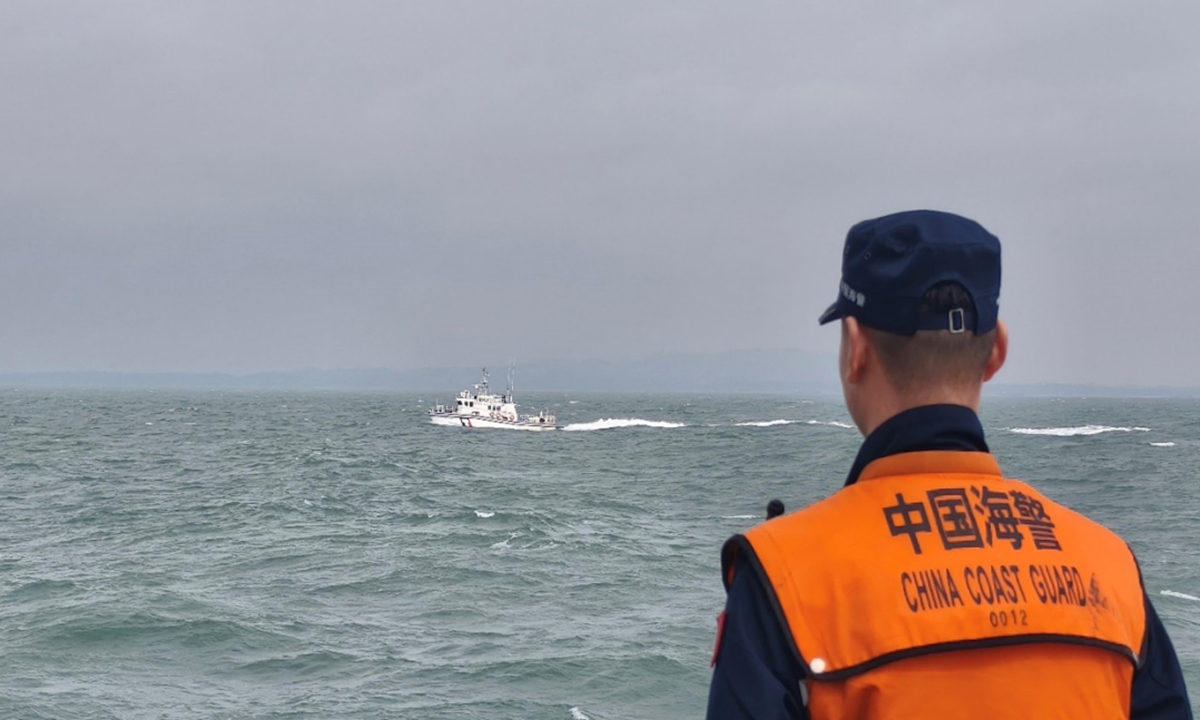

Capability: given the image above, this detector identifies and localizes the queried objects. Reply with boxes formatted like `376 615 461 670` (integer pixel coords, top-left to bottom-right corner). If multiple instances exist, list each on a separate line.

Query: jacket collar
858 449 1002 483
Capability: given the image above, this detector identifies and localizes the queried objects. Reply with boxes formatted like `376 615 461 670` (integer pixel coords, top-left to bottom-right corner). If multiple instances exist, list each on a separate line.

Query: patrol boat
428 368 558 431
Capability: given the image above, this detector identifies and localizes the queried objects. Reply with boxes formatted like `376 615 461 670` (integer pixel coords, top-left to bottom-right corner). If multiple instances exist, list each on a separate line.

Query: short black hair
919 281 976 315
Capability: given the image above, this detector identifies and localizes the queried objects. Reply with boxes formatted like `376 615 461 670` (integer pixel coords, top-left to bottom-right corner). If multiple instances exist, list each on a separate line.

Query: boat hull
428 413 559 431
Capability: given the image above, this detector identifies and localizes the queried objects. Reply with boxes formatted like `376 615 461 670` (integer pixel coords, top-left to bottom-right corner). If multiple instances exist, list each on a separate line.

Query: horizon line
0 368 1197 396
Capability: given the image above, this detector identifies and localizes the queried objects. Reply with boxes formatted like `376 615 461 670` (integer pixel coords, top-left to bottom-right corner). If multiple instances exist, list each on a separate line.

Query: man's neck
856 386 982 437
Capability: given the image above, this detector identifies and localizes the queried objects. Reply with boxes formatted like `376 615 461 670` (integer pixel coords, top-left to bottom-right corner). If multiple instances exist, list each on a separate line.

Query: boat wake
562 419 686 432
1008 425 1151 437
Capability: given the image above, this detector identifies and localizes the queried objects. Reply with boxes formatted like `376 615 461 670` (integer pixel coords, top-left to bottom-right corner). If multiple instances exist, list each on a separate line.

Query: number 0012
989 610 1027 627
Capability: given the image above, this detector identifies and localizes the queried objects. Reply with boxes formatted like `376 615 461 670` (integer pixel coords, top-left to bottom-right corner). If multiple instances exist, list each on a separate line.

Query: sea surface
1 389 1197 719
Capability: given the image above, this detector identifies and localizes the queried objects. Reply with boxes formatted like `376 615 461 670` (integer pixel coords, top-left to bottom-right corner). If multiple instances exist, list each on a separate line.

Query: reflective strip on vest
732 451 1146 716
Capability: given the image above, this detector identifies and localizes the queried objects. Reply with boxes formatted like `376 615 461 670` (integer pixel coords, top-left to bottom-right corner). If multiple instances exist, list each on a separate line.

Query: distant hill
3 353 1198 396
0 349 837 393
983 383 1200 398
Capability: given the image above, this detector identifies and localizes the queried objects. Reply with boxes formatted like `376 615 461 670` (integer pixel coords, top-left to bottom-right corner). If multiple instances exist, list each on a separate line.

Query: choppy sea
1 389 1197 719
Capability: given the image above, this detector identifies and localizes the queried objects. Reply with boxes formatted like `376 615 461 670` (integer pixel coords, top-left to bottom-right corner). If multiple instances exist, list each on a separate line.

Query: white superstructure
428 368 558 431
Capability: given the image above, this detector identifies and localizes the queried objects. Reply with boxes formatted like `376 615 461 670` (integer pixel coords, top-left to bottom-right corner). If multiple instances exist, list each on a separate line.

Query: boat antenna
507 362 515 402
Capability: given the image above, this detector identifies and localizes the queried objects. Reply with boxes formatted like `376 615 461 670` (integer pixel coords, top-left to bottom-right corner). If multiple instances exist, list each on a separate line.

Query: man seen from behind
706 210 1192 719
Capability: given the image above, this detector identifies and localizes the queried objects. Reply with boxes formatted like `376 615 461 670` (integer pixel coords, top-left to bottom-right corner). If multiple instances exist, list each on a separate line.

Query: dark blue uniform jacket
706 405 1193 720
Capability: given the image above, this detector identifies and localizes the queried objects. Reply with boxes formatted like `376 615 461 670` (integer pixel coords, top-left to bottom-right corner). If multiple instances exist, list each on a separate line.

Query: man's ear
843 316 871 384
983 319 1008 382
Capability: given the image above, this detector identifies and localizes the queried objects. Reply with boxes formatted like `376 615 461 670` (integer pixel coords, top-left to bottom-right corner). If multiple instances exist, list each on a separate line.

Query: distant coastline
1 349 1197 397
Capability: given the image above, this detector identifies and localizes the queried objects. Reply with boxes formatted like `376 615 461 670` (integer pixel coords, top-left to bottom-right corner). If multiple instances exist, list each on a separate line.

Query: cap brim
818 301 842 325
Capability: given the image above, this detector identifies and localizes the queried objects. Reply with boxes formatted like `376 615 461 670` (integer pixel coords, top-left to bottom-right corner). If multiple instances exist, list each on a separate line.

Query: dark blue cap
818 210 1001 335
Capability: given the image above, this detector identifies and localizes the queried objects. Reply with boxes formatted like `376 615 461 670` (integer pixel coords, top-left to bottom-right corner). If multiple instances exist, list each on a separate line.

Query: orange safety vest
723 450 1147 719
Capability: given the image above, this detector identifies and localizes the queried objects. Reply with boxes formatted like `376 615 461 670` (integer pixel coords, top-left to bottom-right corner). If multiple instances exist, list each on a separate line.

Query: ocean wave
1149 442 1176 447
735 418 853 429
1008 425 1152 437
570 708 592 720
562 418 686 432
234 649 360 678
475 510 495 518
1160 590 1200 602
721 514 757 519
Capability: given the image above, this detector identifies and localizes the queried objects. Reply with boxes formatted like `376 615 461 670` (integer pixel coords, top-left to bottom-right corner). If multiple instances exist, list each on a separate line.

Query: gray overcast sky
2 1 1198 385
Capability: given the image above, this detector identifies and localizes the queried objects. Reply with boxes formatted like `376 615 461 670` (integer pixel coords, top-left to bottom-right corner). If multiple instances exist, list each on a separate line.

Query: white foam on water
722 514 757 519
736 419 793 427
805 420 855 429
562 418 687 432
569 708 591 720
491 532 519 550
475 510 494 518
1161 590 1200 602
1150 442 1177 447
1009 425 1152 437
